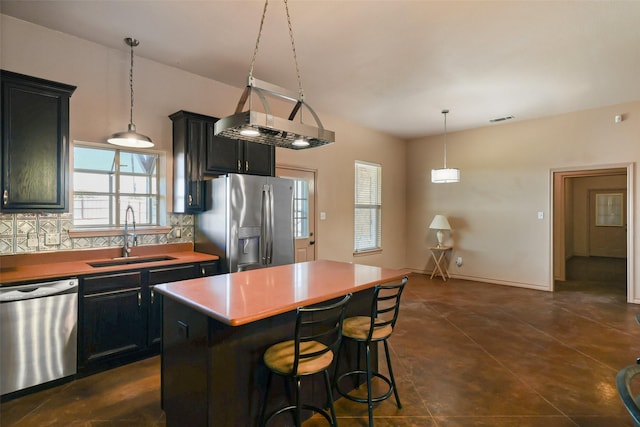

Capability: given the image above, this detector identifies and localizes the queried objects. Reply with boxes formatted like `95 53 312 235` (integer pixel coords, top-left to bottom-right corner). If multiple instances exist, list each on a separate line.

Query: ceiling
2 0 640 139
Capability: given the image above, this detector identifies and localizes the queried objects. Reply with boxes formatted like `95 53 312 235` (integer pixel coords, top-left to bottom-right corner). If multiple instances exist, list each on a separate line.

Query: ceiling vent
489 115 514 123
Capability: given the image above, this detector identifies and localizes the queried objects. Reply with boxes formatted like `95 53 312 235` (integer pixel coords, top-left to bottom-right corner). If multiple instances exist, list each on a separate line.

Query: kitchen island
156 260 409 427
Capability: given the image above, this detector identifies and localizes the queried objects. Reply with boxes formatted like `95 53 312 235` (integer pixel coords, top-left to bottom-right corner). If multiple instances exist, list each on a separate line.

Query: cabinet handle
188 194 193 206
245 160 249 171
150 288 155 304
138 291 142 307
3 190 7 205
237 160 241 171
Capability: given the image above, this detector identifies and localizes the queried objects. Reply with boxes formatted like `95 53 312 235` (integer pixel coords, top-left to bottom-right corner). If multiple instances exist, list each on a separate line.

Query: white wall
406 101 640 297
1 14 408 270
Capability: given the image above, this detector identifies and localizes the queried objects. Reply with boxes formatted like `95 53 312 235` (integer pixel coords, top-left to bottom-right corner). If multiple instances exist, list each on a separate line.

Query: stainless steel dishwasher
0 278 78 396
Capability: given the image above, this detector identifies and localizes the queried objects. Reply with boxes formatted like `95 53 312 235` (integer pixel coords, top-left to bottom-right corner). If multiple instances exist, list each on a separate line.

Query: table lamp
429 214 451 247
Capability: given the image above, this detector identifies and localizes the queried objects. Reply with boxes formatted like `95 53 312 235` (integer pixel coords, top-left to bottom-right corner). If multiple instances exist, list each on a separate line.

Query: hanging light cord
248 0 304 100
442 109 449 168
128 40 135 126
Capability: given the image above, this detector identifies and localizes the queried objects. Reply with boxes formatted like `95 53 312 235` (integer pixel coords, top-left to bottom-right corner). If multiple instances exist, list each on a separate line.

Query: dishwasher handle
0 278 78 302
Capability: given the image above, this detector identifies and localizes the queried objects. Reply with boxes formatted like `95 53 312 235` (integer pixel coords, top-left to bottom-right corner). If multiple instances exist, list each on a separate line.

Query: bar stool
334 276 408 426
259 293 352 427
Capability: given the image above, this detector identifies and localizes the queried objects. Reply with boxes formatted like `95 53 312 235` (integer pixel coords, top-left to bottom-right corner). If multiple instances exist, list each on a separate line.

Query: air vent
489 115 514 123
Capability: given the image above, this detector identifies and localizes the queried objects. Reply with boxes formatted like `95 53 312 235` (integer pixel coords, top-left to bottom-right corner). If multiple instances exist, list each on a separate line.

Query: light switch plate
537 211 544 220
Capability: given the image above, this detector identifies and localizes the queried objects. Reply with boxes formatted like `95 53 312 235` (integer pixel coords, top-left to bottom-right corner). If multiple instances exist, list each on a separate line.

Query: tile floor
2 257 639 426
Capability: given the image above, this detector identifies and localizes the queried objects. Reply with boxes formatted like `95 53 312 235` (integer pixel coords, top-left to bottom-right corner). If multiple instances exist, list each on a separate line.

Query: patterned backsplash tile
0 213 195 255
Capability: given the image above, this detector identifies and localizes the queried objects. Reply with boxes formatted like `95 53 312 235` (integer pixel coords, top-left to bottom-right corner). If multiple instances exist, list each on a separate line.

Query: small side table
429 246 452 281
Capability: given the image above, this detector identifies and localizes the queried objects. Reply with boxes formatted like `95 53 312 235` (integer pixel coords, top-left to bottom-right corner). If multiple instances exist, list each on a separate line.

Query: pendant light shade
108 37 153 148
214 0 334 150
431 109 459 183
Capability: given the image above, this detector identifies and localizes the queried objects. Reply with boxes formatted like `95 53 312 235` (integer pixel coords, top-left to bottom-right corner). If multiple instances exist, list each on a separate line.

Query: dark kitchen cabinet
79 271 145 374
78 260 220 375
147 263 199 348
206 132 275 177
171 110 275 213
1 70 76 212
170 110 209 213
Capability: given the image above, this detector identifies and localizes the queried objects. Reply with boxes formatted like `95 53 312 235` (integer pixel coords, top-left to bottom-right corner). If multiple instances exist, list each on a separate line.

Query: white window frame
354 160 382 253
72 142 161 228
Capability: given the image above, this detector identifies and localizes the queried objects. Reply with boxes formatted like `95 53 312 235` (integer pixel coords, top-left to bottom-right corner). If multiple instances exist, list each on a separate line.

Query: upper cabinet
170 110 275 213
170 110 209 213
205 133 275 177
1 70 76 212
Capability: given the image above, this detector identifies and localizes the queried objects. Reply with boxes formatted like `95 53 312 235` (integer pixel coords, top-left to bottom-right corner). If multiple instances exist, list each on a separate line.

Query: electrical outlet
456 256 463 267
45 233 60 246
173 227 181 238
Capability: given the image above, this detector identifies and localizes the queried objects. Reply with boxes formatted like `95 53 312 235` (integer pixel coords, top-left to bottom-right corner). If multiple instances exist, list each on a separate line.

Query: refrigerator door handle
261 184 269 265
266 184 275 264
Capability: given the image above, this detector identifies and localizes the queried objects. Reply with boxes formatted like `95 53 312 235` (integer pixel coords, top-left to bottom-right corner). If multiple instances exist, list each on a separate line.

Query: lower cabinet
79 271 145 374
78 260 219 376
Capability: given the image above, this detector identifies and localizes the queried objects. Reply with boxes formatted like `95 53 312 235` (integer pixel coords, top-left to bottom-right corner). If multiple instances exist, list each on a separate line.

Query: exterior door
276 167 316 262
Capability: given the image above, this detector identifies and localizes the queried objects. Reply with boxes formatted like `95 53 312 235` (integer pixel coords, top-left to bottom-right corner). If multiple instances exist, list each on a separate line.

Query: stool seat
343 316 393 341
264 340 333 375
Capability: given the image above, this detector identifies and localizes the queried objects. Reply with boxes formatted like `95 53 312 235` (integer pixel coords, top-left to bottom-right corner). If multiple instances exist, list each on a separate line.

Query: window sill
353 248 383 257
68 226 172 239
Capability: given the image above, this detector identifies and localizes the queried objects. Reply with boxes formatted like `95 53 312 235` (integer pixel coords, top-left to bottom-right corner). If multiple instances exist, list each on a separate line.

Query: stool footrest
264 403 333 426
335 370 394 404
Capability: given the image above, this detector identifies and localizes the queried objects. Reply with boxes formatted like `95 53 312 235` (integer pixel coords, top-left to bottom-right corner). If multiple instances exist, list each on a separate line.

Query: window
354 161 381 252
73 144 159 227
293 179 310 238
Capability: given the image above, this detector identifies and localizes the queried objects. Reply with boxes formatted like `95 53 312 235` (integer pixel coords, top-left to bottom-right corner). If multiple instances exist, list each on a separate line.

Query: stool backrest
293 293 352 373
368 276 408 341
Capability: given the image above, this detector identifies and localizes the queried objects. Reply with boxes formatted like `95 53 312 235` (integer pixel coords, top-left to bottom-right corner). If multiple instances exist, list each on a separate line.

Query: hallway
2 271 639 426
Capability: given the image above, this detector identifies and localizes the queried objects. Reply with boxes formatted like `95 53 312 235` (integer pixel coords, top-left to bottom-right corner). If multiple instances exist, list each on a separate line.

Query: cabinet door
205 128 240 175
186 120 206 211
1 70 76 212
80 292 145 369
147 264 198 347
79 272 145 371
242 141 275 177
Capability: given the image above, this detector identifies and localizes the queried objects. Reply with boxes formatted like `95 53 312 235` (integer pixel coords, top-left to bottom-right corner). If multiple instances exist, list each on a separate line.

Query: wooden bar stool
259 293 352 427
334 276 408 426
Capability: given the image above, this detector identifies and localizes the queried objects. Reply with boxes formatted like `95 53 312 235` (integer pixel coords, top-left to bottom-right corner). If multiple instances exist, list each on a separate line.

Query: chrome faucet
123 205 137 257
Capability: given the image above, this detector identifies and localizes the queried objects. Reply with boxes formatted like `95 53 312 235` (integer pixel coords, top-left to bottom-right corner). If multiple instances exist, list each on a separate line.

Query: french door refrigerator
195 173 295 273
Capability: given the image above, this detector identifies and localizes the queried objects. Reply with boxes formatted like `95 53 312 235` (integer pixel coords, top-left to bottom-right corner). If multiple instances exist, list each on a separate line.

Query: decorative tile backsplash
0 212 195 255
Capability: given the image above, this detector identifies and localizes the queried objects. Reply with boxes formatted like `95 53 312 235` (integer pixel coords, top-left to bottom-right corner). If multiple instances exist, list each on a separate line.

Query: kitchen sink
87 255 176 268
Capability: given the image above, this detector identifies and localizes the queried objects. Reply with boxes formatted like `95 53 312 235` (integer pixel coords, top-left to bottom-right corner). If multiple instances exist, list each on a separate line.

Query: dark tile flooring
3 257 639 426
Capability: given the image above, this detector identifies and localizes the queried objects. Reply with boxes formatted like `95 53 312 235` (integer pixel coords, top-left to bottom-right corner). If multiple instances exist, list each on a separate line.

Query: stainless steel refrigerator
195 173 295 273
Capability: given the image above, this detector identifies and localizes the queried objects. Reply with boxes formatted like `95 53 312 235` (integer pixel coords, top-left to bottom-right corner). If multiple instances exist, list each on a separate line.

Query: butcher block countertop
155 260 410 326
0 243 219 284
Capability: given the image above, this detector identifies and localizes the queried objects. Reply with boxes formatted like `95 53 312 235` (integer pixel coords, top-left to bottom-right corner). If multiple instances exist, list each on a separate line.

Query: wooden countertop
0 243 219 284
155 260 410 326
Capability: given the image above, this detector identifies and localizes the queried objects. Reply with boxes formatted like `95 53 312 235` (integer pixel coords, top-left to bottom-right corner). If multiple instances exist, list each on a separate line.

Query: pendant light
108 37 153 148
431 109 460 183
214 0 334 150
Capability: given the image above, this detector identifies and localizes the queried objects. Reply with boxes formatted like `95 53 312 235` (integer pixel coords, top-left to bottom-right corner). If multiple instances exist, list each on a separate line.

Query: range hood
214 77 335 150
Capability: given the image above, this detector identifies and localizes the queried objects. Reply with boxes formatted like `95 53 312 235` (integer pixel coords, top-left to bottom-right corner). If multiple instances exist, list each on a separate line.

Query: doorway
552 165 634 301
276 166 317 263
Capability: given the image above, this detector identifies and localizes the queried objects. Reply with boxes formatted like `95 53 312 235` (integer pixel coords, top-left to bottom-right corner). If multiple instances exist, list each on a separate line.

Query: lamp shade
429 214 451 230
431 168 460 183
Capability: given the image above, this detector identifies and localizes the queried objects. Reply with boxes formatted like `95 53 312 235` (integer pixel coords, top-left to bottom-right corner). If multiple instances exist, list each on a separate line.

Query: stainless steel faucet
123 205 137 257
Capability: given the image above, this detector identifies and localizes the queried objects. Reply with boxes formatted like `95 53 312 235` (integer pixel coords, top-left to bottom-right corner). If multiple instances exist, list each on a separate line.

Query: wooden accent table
429 246 452 281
